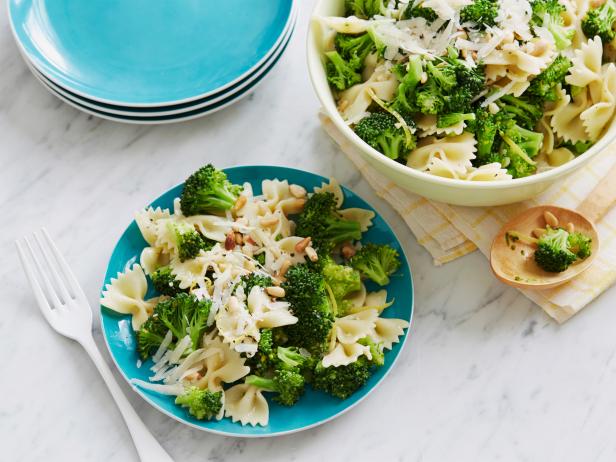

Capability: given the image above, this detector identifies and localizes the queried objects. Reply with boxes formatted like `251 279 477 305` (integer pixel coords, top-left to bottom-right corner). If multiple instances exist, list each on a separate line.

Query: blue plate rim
7 0 297 107
99 165 415 438
25 9 298 115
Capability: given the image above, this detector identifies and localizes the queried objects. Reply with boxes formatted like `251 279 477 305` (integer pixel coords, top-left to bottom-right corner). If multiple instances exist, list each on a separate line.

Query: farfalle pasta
321 0 616 180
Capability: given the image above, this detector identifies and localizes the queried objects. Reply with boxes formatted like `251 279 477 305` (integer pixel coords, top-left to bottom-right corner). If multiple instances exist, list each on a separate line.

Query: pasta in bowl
308 0 616 205
99 165 413 437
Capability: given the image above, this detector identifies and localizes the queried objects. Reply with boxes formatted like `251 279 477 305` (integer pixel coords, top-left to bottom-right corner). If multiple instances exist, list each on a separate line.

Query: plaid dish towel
320 113 616 323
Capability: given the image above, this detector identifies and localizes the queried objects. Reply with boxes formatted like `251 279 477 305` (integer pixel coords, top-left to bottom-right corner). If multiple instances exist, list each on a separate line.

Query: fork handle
80 336 174 462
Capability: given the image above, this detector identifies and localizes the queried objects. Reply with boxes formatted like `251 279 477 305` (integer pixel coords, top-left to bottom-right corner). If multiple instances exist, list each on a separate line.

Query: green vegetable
175 387 223 420
312 357 374 399
296 192 362 253
559 140 593 155
390 55 424 115
344 0 385 18
150 265 185 296
402 3 439 22
350 243 401 286
582 0 616 43
467 108 515 165
180 164 242 216
437 112 476 128
497 95 543 130
325 51 362 91
240 273 273 296
167 221 215 262
246 369 306 406
354 112 417 161
499 124 544 178
526 55 572 103
534 227 578 272
335 33 376 71
460 0 499 29
282 264 333 354
531 0 575 49
567 231 592 259
358 337 384 366
136 315 170 360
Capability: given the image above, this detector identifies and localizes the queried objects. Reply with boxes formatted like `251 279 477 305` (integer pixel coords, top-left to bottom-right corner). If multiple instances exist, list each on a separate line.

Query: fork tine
16 239 56 324
23 236 64 309
41 228 86 300
33 230 72 304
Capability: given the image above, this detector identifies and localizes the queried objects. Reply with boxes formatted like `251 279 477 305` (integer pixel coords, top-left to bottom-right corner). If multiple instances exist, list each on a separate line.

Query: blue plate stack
8 0 297 124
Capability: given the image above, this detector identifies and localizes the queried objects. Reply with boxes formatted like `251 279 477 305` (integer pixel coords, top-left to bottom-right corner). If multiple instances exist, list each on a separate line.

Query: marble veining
2 1 616 461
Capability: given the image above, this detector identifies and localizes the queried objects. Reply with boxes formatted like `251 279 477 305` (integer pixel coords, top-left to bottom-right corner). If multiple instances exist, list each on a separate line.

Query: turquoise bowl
100 166 414 437
9 0 293 105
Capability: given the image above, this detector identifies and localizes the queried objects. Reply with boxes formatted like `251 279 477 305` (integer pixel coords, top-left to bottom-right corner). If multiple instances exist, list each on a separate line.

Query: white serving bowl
307 0 613 206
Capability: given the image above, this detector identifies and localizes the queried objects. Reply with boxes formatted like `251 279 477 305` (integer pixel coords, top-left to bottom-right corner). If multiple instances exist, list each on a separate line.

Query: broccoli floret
497 95 544 129
136 315 170 360
402 3 439 22
276 346 314 373
282 264 333 354
568 231 592 259
254 252 266 266
534 227 578 272
246 369 306 406
500 124 543 178
153 293 211 351
460 0 498 28
527 56 572 102
322 257 361 301
334 33 376 71
353 112 417 161
312 357 372 399
559 140 593 155
175 387 223 420
295 192 362 252
467 108 515 165
531 0 575 49
350 243 401 286
167 221 215 262
582 0 616 43
437 112 476 128
240 273 273 297
414 80 446 115
345 0 385 18
180 164 242 216
358 337 384 366
247 328 277 376
390 55 424 114
150 265 185 296
325 51 362 91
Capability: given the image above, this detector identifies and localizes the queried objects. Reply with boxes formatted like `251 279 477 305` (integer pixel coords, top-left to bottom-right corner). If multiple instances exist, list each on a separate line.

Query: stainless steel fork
16 229 174 462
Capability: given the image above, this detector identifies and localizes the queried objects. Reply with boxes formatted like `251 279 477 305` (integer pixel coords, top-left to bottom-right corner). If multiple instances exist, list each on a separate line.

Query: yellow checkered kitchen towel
320 113 616 323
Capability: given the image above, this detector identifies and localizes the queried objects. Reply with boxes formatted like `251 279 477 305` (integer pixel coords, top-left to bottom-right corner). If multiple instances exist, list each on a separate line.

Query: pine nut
289 184 307 198
266 286 285 298
566 222 575 233
294 237 312 253
338 99 349 111
283 198 306 215
232 195 247 212
259 215 279 227
544 211 559 228
341 243 356 259
278 259 291 278
235 232 243 245
225 231 235 250
305 246 319 262
532 228 546 238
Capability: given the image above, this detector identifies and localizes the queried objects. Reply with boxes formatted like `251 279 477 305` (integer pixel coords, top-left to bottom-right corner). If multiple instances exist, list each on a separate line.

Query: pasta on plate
318 0 616 180
100 165 409 427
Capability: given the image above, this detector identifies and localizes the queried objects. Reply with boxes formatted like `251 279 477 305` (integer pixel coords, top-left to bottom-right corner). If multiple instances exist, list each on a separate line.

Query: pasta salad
100 165 409 427
317 0 616 180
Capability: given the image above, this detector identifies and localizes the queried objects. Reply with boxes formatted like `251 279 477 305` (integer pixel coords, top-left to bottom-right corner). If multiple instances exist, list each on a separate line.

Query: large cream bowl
307 0 612 206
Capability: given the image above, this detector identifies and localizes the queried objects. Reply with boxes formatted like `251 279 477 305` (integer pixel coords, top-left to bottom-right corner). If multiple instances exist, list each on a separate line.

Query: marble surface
2 2 616 461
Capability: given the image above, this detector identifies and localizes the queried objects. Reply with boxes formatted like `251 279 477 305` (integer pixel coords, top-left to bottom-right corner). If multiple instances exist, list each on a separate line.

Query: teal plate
100 166 414 437
9 0 294 106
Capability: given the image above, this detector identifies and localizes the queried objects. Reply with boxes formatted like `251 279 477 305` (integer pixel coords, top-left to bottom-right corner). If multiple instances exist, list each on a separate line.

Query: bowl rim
306 0 612 190
99 164 415 438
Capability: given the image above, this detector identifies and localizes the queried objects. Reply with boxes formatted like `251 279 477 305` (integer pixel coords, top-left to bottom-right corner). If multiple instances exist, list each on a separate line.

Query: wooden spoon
490 163 616 290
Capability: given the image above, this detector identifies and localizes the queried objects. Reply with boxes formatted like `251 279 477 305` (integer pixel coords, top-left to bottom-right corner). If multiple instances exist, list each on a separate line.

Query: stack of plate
8 0 297 124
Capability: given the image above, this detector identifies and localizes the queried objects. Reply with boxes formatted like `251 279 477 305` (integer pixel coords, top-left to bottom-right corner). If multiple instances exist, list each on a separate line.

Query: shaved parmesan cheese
130 379 184 396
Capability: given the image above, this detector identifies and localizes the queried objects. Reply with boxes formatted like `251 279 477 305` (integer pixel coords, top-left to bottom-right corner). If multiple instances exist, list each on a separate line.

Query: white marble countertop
2 2 616 461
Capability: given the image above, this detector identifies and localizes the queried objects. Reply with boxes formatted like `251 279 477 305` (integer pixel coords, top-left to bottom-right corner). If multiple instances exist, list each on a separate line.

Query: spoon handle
577 162 616 223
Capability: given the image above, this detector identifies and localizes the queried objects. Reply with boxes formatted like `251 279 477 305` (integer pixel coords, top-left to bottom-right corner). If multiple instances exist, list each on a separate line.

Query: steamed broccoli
153 293 211 351
248 328 277 376
180 164 242 216
467 108 515 165
282 264 333 354
358 337 384 366
150 265 185 296
240 272 273 297
350 243 401 286
322 256 361 316
325 51 362 91
499 124 543 178
497 95 543 129
353 112 417 161
167 221 215 261
526 55 572 102
175 387 223 420
277 346 314 374
334 33 376 71
559 140 593 155
582 0 616 43
390 55 424 114
460 0 499 29
568 231 592 259
534 227 578 272
437 112 476 128
246 369 306 406
345 0 385 18
402 3 439 22
295 192 362 252
136 315 170 360
531 0 575 49
312 357 373 399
